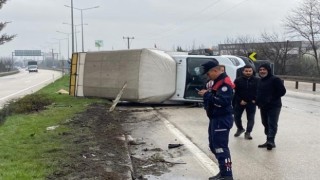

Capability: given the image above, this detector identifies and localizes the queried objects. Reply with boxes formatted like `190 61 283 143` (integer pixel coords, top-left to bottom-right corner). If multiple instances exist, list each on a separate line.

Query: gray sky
0 0 301 59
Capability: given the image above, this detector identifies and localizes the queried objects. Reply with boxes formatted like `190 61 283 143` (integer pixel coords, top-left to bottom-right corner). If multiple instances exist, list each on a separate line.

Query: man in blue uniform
198 60 235 180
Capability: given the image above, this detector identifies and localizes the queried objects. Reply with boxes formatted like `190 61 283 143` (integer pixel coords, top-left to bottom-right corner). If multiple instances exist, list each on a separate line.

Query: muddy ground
46 103 181 180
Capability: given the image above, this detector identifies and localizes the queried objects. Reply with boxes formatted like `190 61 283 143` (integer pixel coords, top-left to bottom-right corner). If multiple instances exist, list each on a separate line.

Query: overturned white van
70 48 244 103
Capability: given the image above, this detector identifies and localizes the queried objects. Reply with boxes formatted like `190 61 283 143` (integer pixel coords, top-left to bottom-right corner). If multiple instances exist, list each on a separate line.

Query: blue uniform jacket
203 73 234 118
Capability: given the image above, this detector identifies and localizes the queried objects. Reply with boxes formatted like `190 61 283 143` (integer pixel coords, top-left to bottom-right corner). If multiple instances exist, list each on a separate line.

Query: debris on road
168 143 184 149
46 125 59 131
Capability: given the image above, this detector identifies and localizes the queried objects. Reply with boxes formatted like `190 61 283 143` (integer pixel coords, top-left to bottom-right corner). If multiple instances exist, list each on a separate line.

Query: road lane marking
154 112 220 176
0 78 54 101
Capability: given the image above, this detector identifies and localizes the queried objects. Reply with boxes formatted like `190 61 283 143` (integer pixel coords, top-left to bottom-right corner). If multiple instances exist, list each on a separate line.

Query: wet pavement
152 81 320 180
121 108 216 180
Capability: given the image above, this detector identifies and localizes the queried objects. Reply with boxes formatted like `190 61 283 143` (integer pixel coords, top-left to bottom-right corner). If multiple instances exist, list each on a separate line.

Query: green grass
0 75 104 180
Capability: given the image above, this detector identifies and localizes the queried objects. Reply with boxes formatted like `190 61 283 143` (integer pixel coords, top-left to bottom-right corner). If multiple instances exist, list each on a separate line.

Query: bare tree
237 35 256 55
0 0 15 45
284 0 320 75
0 56 13 72
221 35 256 56
256 32 296 75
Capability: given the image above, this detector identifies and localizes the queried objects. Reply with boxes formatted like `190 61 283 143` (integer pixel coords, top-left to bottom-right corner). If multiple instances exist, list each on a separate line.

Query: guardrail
39 67 70 74
0 70 19 77
278 75 320 91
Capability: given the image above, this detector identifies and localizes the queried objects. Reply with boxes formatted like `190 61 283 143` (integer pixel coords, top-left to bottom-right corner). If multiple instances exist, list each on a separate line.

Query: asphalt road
157 85 320 180
0 69 62 108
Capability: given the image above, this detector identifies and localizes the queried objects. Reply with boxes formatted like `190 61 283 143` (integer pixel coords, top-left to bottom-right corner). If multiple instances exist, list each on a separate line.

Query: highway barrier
278 75 320 92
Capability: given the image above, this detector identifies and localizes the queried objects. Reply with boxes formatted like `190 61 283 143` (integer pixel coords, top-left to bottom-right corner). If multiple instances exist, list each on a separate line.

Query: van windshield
184 57 214 100
28 65 37 69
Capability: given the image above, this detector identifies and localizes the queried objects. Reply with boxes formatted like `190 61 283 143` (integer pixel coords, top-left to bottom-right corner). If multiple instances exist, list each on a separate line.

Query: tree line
180 0 320 77
0 0 15 72
198 0 320 77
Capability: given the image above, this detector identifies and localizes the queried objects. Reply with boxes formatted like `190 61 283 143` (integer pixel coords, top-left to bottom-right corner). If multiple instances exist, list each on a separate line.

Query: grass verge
0 75 105 179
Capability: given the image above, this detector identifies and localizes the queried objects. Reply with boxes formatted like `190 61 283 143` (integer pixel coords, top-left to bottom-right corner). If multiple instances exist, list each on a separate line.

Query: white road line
0 78 54 101
154 112 219 176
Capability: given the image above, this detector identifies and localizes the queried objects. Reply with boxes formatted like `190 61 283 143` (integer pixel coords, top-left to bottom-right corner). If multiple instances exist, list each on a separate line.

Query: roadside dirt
46 103 179 180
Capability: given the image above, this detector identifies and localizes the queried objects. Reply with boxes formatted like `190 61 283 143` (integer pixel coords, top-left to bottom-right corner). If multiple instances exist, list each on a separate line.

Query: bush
0 93 53 124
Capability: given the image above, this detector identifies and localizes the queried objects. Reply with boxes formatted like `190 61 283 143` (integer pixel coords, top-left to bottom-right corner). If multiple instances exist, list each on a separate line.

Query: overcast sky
0 0 301 59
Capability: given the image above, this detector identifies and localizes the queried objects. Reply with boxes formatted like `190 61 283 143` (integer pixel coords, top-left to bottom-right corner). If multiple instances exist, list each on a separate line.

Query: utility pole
56 31 71 59
123 36 134 49
283 40 289 75
65 5 99 52
51 49 55 68
71 0 74 54
62 23 84 52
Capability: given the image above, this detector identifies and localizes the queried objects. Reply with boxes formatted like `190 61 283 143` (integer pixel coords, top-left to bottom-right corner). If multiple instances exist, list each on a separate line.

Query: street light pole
71 0 74 54
75 25 78 52
58 40 61 60
65 5 99 52
62 23 84 53
56 31 70 59
53 38 67 74
53 38 67 60
80 9 84 52
46 41 59 68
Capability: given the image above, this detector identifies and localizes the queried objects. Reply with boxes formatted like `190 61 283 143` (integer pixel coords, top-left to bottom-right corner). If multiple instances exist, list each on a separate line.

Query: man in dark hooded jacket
256 63 286 150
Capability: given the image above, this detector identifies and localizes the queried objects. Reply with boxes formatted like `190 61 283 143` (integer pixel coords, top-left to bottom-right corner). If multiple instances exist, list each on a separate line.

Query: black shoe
234 129 245 137
209 172 221 180
221 177 233 180
258 142 276 149
258 142 268 148
267 142 276 150
209 176 233 180
244 132 252 140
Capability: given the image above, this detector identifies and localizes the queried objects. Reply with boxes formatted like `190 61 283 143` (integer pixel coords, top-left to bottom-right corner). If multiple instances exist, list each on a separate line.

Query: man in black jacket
256 63 286 150
233 65 259 140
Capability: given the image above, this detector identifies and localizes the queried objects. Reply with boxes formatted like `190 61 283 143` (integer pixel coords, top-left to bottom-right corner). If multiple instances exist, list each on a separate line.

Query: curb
120 134 133 180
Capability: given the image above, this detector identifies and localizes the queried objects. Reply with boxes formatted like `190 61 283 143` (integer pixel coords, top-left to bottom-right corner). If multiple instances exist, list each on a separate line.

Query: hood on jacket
258 63 272 78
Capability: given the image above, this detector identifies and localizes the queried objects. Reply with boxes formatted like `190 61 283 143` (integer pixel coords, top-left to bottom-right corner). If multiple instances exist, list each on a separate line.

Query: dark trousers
208 114 233 177
233 102 256 133
260 107 281 143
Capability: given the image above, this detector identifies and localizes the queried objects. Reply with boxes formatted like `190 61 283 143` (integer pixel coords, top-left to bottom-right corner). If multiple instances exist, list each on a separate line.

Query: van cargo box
74 49 177 103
